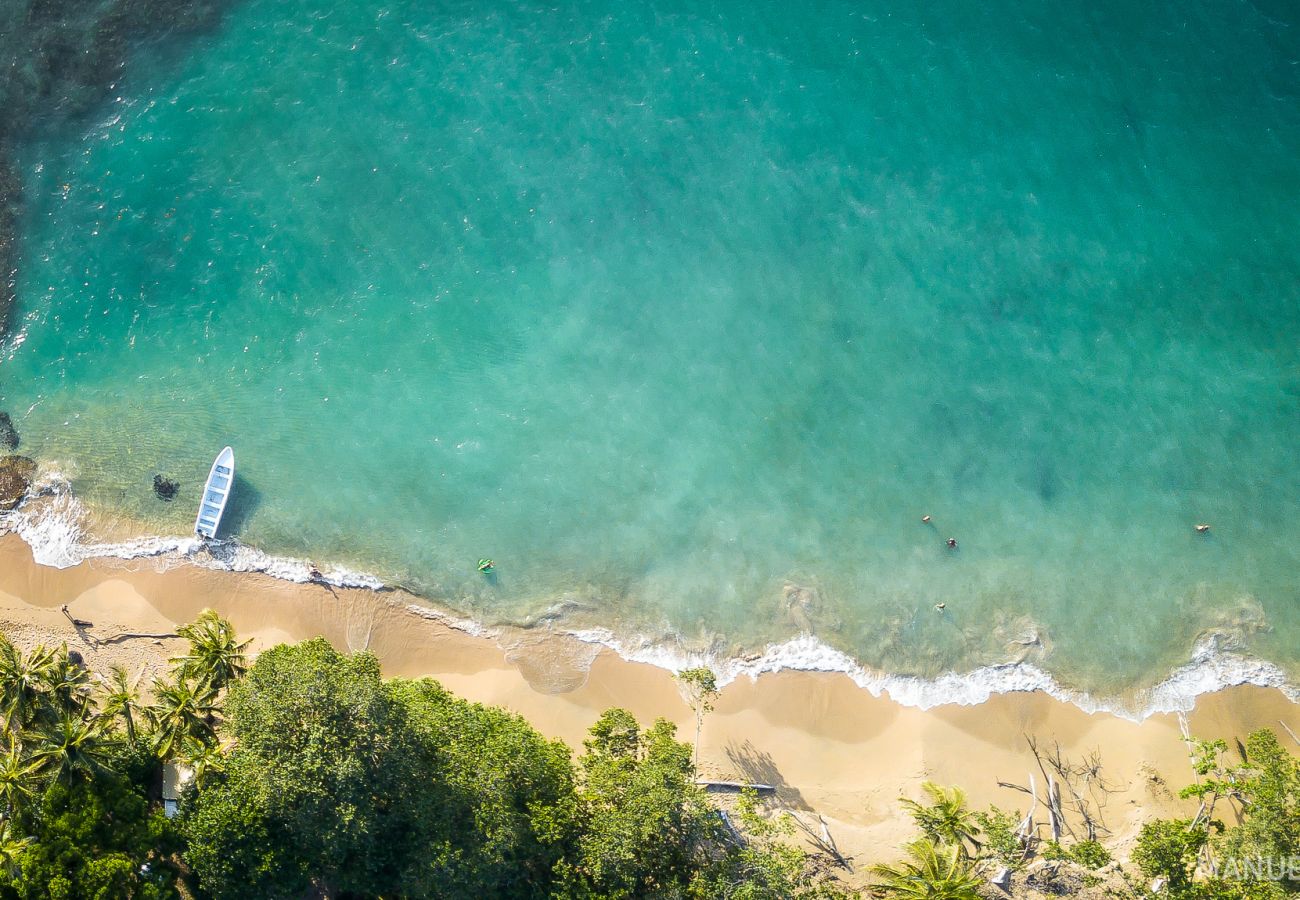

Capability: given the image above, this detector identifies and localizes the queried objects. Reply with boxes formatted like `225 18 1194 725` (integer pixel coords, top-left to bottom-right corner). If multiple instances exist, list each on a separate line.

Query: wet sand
0 532 1294 872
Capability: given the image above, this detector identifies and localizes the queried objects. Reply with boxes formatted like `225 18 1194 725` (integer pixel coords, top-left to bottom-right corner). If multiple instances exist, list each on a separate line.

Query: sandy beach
0 532 1295 876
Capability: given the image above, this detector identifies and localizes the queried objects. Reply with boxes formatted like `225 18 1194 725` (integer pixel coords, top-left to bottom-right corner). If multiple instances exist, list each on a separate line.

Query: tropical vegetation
0 617 856 899
0 612 1294 900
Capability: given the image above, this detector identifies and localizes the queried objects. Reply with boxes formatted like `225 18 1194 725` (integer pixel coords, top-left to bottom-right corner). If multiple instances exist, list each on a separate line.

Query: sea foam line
1 469 381 589
563 629 1299 722
2 471 1295 721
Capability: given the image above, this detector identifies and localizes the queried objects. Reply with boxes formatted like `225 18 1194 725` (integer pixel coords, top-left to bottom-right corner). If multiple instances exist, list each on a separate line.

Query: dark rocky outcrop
0 411 17 450
153 473 178 500
0 455 37 510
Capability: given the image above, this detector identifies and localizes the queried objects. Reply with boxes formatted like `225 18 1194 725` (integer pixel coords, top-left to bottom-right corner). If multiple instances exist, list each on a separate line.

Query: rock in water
0 456 37 510
0 412 17 450
153 474 179 501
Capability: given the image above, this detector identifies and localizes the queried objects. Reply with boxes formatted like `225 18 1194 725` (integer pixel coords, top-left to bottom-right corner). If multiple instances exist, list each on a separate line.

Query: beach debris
153 473 179 501
696 779 776 794
60 604 99 647
60 605 92 628
477 558 494 573
0 411 17 450
792 812 855 872
946 537 958 549
1195 523 1211 533
0 454 36 510
997 736 1118 846
717 809 746 846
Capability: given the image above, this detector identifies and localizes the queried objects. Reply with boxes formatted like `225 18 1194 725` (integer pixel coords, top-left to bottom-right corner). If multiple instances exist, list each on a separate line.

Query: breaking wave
2 472 1295 721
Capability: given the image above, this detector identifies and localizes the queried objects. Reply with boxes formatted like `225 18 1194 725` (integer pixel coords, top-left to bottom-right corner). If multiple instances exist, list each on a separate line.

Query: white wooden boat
194 447 234 539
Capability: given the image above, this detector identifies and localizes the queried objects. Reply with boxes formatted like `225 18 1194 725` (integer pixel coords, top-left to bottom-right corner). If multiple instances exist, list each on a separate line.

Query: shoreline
0 530 1297 871
2 470 1297 721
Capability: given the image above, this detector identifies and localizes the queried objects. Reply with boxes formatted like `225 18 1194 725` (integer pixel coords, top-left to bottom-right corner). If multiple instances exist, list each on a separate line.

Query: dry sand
0 533 1295 877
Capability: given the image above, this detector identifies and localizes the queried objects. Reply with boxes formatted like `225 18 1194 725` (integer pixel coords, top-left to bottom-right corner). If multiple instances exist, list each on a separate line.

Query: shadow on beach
723 739 811 812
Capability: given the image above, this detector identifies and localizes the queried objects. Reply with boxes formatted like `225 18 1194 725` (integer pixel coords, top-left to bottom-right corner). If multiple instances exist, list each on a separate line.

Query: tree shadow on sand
723 740 811 812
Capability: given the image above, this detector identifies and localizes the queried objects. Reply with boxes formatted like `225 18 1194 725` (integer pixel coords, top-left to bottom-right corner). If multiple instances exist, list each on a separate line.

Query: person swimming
477 558 495 573
922 515 932 524
946 538 957 549
1195 524 1211 534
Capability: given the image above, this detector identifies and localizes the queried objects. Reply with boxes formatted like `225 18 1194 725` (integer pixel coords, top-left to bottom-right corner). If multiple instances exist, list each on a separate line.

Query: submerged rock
0 455 36 510
153 474 179 501
0 411 16 450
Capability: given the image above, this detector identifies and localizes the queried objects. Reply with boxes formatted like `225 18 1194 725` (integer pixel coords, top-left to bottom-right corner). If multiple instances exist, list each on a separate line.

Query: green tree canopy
171 609 251 691
181 639 416 898
1213 729 1300 886
0 641 56 735
0 746 180 900
557 708 719 899
900 782 982 859
869 839 983 900
183 640 580 900
389 678 578 898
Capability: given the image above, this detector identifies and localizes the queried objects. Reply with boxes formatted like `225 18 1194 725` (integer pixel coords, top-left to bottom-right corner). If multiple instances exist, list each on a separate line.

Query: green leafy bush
974 807 1025 870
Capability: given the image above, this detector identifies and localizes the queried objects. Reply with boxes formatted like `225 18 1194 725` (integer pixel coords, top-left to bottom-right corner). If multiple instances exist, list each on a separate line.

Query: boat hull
194 447 235 539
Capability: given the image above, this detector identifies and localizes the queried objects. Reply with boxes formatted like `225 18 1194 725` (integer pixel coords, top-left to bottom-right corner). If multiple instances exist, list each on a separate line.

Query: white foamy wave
191 541 385 590
4 489 89 567
3 477 1296 720
402 603 497 638
0 471 381 590
564 629 1298 722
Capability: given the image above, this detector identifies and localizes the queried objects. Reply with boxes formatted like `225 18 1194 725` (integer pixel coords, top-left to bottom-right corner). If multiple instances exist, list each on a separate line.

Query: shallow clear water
3 0 1298 693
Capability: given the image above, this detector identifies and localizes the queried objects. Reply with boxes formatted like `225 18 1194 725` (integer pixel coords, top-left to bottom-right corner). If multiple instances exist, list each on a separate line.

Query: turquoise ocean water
2 0 1298 695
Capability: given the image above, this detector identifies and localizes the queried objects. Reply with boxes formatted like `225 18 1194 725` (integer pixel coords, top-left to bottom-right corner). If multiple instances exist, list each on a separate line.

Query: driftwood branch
792 813 854 872
697 780 776 794
997 736 1121 849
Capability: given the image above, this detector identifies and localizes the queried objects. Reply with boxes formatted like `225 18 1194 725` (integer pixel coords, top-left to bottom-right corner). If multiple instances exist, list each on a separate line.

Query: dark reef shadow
0 0 247 341
723 740 811 812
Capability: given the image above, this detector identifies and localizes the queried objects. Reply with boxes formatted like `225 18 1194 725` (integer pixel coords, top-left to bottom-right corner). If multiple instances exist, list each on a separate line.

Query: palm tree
900 782 983 858
0 818 32 879
41 646 93 720
0 640 57 734
0 740 43 817
171 610 250 691
149 674 219 761
28 710 111 785
181 736 226 787
98 666 144 744
870 839 985 900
